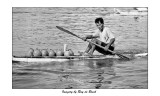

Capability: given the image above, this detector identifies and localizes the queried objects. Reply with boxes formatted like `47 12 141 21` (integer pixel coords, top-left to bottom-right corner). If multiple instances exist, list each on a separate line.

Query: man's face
96 22 103 31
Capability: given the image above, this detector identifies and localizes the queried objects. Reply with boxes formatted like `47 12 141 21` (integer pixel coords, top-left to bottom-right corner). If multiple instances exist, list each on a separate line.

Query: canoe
12 53 148 63
12 55 120 63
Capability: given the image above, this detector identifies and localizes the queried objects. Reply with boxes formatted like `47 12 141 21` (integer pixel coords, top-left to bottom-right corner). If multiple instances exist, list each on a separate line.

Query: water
12 57 148 89
12 7 148 89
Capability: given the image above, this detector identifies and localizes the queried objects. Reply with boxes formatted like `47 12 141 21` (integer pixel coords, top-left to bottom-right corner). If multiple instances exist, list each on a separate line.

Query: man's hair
95 17 104 24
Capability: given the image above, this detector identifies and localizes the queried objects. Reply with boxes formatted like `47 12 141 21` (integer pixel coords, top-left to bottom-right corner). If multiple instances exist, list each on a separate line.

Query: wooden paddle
56 26 130 60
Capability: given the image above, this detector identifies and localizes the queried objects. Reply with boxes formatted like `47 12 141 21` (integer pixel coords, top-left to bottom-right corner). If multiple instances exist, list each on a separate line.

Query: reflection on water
12 57 147 89
86 59 114 89
87 59 113 69
12 59 115 89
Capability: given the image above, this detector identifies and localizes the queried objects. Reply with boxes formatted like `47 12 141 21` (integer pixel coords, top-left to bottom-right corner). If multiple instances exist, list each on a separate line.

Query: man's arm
82 35 99 41
82 30 99 41
86 35 99 39
104 27 115 50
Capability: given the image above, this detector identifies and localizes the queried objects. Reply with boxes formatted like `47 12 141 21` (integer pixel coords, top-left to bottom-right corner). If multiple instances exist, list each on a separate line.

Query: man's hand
82 36 87 41
104 46 109 51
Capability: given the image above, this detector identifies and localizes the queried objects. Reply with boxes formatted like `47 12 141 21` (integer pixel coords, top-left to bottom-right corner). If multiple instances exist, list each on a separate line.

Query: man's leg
88 39 101 55
83 39 114 55
96 42 115 55
84 42 92 53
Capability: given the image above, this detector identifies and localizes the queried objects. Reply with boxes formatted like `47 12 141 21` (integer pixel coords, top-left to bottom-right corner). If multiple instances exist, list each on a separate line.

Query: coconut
48 49 56 57
41 49 49 56
26 48 34 57
64 51 71 56
56 50 64 56
33 48 42 57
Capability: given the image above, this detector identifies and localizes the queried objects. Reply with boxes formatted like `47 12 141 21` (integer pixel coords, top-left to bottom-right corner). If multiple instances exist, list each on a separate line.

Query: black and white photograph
12 7 148 89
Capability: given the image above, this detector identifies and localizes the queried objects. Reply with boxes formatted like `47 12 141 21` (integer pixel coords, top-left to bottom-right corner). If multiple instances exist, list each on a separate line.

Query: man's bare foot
78 51 83 56
78 51 93 56
83 52 93 56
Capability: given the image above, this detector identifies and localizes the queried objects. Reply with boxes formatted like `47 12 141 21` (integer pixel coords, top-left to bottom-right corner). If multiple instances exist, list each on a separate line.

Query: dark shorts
93 39 115 55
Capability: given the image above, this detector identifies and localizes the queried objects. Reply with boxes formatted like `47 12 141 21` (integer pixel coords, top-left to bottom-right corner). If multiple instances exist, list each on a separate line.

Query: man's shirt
92 27 115 46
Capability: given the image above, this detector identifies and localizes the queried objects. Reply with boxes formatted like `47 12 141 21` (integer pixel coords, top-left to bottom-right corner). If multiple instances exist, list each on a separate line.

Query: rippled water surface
12 7 148 89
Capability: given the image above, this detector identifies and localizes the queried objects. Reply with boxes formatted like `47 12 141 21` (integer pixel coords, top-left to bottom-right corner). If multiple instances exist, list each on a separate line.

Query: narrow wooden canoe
12 55 120 63
12 53 147 63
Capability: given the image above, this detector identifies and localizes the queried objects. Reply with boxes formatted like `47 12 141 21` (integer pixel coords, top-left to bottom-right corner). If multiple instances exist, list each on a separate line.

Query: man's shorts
95 41 115 55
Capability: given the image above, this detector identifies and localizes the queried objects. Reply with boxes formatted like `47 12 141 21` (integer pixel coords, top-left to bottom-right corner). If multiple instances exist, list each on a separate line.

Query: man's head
95 17 104 31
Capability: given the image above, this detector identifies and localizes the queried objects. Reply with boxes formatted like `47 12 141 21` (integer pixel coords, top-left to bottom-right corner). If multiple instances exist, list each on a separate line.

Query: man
82 17 115 56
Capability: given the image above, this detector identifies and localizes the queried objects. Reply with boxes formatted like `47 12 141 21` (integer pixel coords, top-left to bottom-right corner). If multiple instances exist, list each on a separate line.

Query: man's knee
90 39 98 46
91 38 97 43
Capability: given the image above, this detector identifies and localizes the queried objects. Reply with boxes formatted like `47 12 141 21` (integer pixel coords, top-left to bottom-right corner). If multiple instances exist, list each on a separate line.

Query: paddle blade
56 26 80 38
116 53 130 60
56 26 70 33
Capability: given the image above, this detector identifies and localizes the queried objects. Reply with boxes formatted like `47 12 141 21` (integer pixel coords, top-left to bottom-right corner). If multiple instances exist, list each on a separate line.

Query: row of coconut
26 48 74 57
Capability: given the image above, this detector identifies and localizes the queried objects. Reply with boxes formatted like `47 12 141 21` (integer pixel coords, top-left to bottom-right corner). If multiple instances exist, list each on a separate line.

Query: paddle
56 26 130 60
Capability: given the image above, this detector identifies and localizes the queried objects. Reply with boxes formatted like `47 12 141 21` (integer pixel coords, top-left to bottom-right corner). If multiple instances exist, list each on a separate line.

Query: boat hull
12 55 119 63
12 53 147 63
